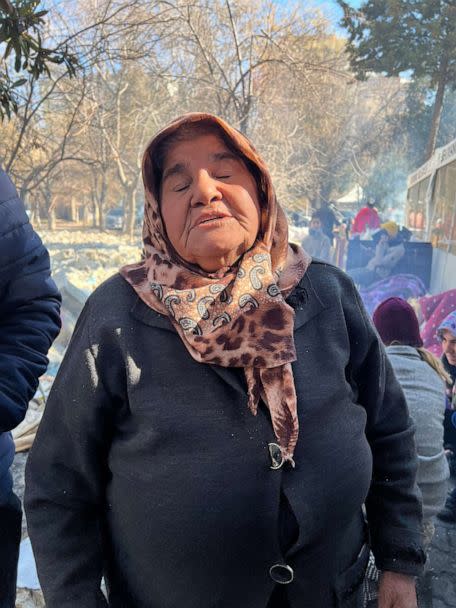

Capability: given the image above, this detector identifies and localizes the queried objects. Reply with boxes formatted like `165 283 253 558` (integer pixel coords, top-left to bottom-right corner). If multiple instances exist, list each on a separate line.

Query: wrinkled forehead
143 119 260 202
160 123 235 164
162 133 242 178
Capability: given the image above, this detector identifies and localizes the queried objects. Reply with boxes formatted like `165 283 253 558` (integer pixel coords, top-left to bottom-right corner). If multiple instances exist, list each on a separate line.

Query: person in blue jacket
0 168 61 607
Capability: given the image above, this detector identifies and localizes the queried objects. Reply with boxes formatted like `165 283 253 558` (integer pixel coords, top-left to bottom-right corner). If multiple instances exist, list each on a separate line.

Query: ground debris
15 588 44 608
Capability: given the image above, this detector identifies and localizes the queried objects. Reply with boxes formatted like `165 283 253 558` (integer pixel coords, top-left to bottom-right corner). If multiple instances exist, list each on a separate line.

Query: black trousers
0 492 22 608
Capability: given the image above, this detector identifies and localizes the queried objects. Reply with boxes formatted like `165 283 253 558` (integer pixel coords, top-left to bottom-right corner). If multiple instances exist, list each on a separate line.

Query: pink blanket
419 289 456 356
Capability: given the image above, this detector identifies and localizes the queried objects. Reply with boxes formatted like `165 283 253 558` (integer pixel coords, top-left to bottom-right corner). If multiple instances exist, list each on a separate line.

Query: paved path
427 481 456 608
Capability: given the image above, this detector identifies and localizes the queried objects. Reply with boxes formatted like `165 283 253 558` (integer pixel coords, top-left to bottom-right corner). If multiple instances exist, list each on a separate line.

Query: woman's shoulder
385 346 421 375
83 273 173 339
387 346 445 387
303 259 354 295
287 259 356 312
386 345 419 359
84 272 138 322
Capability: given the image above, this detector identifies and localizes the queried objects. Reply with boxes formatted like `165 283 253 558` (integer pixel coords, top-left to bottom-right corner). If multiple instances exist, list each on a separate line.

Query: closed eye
216 175 231 179
174 183 190 192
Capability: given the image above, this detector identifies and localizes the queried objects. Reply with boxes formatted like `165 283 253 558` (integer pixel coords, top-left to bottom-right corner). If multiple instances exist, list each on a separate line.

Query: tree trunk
70 196 78 222
426 54 449 160
96 201 102 229
239 106 249 135
82 206 89 226
126 187 138 239
48 209 56 231
99 175 107 230
32 200 41 227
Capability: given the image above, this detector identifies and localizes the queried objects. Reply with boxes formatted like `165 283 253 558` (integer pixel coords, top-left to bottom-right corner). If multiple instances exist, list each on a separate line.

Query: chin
191 246 246 270
191 240 245 259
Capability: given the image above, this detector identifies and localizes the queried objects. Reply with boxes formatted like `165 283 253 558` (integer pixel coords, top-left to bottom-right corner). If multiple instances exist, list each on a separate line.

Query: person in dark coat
0 168 61 607
25 114 424 608
437 311 456 523
313 200 339 245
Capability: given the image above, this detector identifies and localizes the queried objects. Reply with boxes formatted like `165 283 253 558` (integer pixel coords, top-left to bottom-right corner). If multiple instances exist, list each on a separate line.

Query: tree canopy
0 0 418 230
0 0 77 119
337 0 456 157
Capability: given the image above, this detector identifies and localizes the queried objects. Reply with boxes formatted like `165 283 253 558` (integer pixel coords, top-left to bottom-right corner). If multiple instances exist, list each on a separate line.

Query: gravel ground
426 478 456 608
12 453 45 607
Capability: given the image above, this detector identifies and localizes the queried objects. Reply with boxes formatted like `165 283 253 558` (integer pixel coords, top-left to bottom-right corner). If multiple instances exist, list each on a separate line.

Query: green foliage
337 1 456 86
389 80 456 166
337 1 456 158
0 0 78 120
363 151 409 209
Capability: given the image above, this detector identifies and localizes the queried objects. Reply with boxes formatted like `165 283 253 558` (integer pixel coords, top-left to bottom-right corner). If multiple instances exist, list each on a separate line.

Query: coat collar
386 345 420 359
130 270 327 395
130 271 327 333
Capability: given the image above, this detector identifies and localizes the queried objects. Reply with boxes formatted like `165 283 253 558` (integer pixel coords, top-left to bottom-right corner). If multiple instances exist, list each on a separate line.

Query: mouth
194 213 232 228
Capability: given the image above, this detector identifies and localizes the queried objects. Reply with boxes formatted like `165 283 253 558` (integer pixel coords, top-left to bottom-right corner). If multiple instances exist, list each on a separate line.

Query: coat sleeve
0 171 61 432
344 279 425 576
24 300 116 608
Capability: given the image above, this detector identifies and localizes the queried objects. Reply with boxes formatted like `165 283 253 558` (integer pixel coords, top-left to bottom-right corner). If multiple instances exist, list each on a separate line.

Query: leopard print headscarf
120 113 311 464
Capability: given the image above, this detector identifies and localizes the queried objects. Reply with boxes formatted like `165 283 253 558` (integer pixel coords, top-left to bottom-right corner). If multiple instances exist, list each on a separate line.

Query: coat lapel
292 272 328 331
210 364 246 395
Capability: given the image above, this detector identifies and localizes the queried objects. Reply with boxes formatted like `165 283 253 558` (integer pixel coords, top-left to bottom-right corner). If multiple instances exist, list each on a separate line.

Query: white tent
336 184 364 208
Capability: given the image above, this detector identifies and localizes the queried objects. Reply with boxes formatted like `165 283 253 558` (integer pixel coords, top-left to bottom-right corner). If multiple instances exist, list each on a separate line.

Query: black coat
0 168 61 498
25 263 424 608
442 354 456 450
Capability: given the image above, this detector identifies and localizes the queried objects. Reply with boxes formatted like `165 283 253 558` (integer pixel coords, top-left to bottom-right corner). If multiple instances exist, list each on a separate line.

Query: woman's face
160 133 261 272
310 218 321 231
441 329 456 366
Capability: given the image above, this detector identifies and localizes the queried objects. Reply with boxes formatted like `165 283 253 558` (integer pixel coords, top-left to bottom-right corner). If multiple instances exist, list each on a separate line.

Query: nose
191 170 222 207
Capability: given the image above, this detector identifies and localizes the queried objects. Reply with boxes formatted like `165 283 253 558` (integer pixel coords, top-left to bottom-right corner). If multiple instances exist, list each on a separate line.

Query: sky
315 0 362 6
275 0 363 29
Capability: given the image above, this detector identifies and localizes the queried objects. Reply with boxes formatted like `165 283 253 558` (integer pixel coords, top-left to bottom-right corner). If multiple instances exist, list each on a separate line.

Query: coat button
269 563 294 584
268 443 284 469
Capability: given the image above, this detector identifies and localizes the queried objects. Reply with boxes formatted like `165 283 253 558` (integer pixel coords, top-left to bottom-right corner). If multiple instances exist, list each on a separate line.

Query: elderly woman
25 113 424 608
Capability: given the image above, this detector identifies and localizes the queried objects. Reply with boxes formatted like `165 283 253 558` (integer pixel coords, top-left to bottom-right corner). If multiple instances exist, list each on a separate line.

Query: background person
431 218 445 248
370 298 450 607
0 168 61 607
437 311 456 523
373 298 450 540
313 199 339 245
418 290 456 357
351 198 381 238
349 223 406 288
25 113 424 608
301 215 331 262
